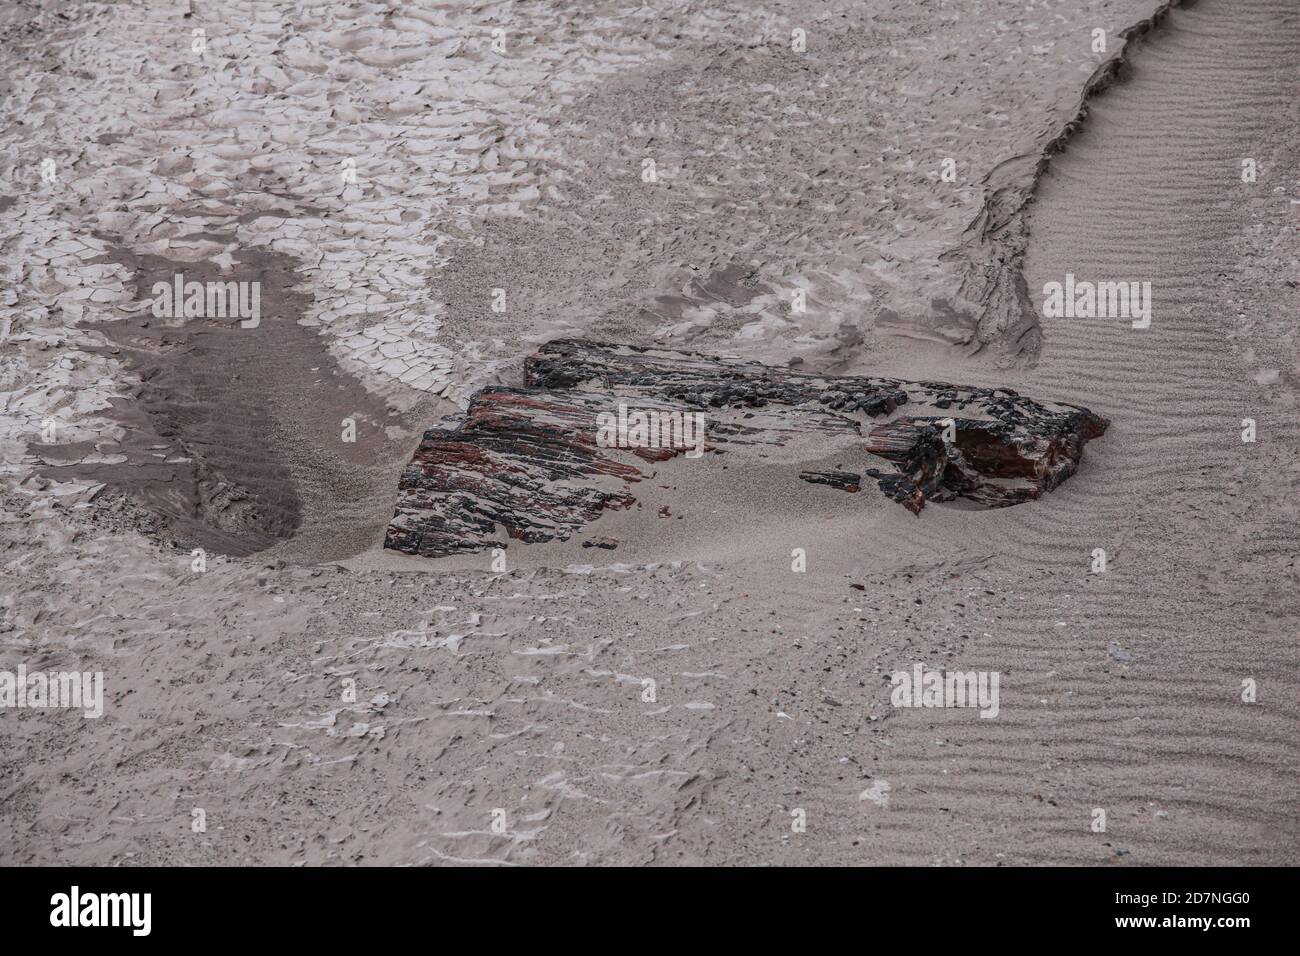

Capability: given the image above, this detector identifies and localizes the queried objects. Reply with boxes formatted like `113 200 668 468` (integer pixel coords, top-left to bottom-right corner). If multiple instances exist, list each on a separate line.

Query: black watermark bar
0 867 1277 942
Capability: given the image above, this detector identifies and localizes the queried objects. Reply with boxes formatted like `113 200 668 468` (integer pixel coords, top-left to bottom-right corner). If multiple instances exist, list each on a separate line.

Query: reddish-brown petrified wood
385 340 1108 555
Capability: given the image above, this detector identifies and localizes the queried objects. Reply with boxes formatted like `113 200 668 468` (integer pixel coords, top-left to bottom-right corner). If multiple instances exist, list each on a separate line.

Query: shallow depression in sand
35 242 426 560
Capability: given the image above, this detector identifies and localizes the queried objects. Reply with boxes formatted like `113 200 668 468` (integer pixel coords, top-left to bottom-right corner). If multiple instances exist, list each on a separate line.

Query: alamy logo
0 665 103 718
890 663 1000 718
1041 273 1151 329
596 403 706 458
151 272 261 328
50 887 150 936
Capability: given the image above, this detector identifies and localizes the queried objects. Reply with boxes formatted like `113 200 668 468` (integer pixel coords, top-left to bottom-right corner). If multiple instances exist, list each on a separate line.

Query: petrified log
384 340 1107 555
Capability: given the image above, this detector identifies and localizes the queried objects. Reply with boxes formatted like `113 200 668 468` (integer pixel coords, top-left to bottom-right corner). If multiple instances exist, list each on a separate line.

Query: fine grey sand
1 0 1297 865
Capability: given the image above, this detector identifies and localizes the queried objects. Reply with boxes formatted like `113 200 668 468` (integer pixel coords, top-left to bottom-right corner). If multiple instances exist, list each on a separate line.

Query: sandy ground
2 0 1297 865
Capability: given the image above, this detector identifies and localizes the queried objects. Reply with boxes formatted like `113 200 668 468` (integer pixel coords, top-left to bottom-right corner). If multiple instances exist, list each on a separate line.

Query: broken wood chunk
526 338 910 417
384 388 644 556
384 340 1108 555
800 471 863 493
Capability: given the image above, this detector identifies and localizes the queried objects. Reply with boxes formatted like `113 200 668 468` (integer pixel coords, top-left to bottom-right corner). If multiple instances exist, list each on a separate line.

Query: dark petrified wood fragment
526 339 910 417
799 471 862 493
864 405 1109 514
385 388 646 556
384 340 1108 555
